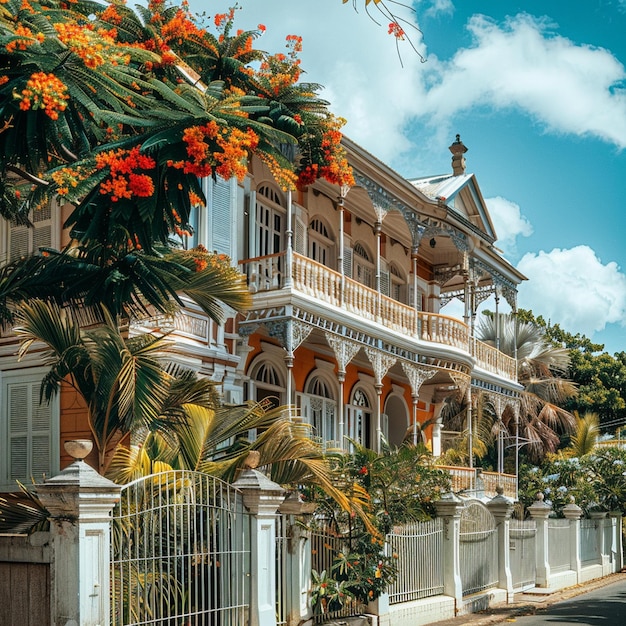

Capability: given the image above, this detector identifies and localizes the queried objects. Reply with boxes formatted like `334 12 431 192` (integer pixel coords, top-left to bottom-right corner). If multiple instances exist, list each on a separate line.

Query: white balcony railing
240 252 517 382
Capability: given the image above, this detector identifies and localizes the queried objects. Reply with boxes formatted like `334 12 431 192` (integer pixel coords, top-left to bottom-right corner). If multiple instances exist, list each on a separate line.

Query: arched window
353 242 374 288
249 356 285 409
346 386 373 449
298 374 337 448
308 217 335 268
256 184 285 257
384 393 409 447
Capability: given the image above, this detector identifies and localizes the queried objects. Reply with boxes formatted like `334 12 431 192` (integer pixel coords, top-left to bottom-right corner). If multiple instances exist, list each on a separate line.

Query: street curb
429 572 626 626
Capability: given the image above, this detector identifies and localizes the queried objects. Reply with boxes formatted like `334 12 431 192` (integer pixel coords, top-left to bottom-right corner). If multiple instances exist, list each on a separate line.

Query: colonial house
0 134 525 492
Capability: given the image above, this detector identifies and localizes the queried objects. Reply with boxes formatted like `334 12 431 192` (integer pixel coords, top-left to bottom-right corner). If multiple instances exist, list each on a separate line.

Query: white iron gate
111 470 251 625
459 500 498 596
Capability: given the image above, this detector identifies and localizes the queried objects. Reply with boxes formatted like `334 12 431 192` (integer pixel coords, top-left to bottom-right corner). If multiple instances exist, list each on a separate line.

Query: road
507 577 626 625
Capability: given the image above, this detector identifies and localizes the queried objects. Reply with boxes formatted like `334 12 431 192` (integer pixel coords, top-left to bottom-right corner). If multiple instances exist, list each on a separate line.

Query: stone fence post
487 489 514 602
562 499 583 582
609 512 624 573
279 492 316 626
234 468 285 626
35 440 121 626
434 492 464 609
528 493 552 588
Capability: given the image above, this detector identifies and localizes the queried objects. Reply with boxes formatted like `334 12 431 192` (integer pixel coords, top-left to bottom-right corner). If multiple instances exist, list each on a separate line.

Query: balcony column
462 253 470 326
285 188 293 288
401 362 437 447
412 245 419 336
374 219 382 321
337 189 347 306
325 334 361 450
365 348 396 452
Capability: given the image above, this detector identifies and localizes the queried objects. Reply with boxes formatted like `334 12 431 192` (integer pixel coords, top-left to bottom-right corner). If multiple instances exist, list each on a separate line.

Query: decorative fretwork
364 348 397 386
401 362 438 396
325 333 361 373
450 371 471 398
352 169 468 253
267 319 313 354
471 258 518 309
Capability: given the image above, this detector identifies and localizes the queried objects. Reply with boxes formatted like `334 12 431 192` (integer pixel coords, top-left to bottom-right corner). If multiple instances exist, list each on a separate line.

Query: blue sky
192 1 626 354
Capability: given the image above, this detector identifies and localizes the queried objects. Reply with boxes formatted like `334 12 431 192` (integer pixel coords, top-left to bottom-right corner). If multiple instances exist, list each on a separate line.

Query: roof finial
449 134 468 176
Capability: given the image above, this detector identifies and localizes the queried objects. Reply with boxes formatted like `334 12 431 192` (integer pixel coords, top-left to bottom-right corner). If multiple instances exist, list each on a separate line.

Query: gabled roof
409 172 498 242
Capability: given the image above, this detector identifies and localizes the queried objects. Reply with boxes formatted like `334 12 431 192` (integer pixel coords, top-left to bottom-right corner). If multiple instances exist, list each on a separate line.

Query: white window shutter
4 373 56 489
343 246 353 278
380 260 390 296
8 201 55 260
9 384 29 481
294 216 306 255
210 176 232 256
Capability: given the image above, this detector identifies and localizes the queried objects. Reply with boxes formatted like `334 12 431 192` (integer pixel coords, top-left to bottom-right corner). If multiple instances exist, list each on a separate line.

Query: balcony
240 252 517 383
440 465 517 500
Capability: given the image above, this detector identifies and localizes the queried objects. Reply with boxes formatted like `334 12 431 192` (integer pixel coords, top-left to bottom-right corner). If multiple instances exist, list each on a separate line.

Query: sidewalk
430 571 626 626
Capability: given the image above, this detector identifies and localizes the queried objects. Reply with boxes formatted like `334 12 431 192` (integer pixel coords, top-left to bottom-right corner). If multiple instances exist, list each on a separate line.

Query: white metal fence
309 523 367 623
509 519 536 590
110 470 251 626
387 519 445 604
548 518 571 573
459 501 498 596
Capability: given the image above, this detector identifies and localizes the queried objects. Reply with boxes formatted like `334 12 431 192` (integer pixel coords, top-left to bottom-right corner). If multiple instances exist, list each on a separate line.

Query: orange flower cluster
257 34 303 95
388 22 405 39
19 72 69 120
6 25 44 52
95 146 156 202
214 127 258 181
54 22 127 69
319 118 355 188
259 153 298 191
99 5 123 25
160 8 206 46
51 164 91 196
214 8 236 29
170 122 259 182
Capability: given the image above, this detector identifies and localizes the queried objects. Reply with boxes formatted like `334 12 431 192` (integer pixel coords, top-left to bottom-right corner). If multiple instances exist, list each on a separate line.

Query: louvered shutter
6 378 53 486
9 202 54 260
8 384 28 481
294 216 306 255
343 246 353 278
210 177 232 256
380 260 390 296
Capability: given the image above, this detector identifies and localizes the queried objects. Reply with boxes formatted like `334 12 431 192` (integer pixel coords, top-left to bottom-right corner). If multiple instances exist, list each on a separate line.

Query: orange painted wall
59 382 98 470
244 336 435 445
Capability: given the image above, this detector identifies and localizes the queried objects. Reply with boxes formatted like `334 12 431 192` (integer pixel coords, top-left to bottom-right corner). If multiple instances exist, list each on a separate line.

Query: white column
285 188 293 287
434 493 464 608
609 512 624 573
234 469 286 626
36 441 121 626
279 494 316 626
563 500 583 582
528 493 553 588
487 490 515 602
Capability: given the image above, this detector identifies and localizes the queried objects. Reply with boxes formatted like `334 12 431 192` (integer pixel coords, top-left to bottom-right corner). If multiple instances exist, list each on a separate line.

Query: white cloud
516 246 626 336
422 0 455 18
485 196 533 256
421 14 626 149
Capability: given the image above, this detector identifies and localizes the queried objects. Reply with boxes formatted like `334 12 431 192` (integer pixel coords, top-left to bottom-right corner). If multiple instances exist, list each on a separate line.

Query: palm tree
477 313 577 463
106 400 369 522
13 298 227 473
567 411 600 458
